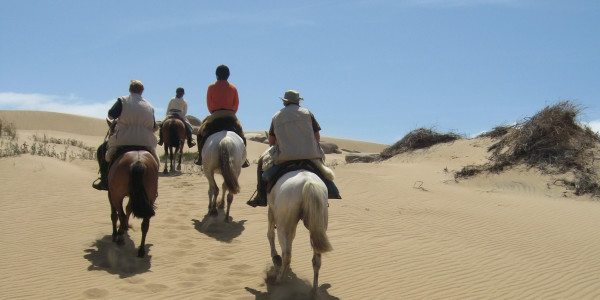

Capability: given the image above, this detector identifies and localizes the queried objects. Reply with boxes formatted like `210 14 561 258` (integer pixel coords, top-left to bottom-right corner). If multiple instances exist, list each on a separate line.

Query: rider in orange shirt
195 65 248 167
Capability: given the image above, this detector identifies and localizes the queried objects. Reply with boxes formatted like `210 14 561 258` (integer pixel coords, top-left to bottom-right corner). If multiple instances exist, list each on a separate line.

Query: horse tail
129 160 155 218
219 138 240 194
168 120 179 147
302 178 332 253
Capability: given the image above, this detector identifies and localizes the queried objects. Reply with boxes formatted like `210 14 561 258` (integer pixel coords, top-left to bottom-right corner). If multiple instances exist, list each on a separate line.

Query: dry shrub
0 118 17 140
488 101 599 173
455 165 485 178
456 101 600 196
478 125 513 139
380 128 461 159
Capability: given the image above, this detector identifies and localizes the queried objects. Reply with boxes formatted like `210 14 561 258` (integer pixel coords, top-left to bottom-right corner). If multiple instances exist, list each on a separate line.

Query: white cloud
0 92 113 119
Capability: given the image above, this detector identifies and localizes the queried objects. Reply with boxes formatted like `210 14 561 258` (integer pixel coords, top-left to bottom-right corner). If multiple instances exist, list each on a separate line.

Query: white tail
219 138 240 194
302 179 332 253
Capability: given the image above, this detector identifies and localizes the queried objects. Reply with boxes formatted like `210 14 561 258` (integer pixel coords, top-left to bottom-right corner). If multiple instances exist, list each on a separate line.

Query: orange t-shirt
206 80 239 113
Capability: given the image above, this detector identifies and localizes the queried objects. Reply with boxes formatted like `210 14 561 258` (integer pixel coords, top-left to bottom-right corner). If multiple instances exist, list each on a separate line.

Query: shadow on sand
245 266 339 300
83 235 152 278
192 209 246 243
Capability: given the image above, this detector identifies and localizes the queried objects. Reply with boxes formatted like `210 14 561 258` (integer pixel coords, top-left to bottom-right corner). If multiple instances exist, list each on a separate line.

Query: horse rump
129 160 155 218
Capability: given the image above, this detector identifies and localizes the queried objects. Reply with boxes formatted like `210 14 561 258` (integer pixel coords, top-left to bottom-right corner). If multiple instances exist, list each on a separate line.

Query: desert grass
0 120 96 161
380 127 462 159
457 101 600 196
0 118 17 140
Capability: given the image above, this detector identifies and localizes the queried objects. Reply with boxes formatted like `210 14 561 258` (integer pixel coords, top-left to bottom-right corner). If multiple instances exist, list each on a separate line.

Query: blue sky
1 0 599 144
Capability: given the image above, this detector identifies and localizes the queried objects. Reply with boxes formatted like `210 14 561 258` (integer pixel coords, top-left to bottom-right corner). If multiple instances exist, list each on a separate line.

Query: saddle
263 159 342 199
200 115 240 138
198 112 245 150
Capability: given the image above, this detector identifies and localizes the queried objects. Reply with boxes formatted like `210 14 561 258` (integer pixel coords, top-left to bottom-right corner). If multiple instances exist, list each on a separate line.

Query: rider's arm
108 98 123 120
232 86 239 113
268 122 277 146
310 112 321 142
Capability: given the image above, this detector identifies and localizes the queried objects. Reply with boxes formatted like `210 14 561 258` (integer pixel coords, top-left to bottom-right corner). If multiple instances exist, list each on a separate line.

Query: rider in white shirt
157 87 196 148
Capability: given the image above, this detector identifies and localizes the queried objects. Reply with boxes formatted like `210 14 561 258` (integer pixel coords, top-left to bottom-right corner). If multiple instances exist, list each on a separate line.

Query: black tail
168 121 179 147
129 160 155 218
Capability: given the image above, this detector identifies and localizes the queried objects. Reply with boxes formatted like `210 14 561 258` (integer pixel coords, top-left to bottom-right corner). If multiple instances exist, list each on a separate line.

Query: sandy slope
2 111 600 299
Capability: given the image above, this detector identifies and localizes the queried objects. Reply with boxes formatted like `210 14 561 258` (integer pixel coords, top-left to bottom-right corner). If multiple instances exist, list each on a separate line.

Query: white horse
267 169 333 291
202 130 246 221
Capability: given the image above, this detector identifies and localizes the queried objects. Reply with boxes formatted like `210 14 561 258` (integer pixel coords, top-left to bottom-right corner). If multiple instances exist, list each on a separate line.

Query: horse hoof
272 255 282 266
137 248 145 258
112 234 118 242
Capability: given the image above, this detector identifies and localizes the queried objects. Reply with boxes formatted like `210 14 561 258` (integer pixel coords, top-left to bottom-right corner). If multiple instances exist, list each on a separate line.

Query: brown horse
161 117 186 174
104 117 158 257
108 149 158 257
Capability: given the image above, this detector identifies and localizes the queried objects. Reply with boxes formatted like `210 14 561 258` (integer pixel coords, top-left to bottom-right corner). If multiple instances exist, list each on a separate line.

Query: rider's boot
246 179 267 207
157 124 164 146
186 124 196 148
194 136 204 166
247 159 267 207
324 178 342 199
92 159 109 191
240 136 250 168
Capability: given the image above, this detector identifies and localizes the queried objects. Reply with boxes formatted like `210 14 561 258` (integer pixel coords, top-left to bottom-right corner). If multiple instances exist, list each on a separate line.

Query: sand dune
2 110 600 299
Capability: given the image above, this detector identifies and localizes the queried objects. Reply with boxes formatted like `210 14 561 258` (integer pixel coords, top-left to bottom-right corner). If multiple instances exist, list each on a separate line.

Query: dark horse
161 117 186 174
105 121 158 258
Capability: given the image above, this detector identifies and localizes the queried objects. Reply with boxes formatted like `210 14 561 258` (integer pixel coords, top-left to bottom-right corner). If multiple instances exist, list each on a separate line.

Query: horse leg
276 223 297 283
224 192 233 222
116 202 127 245
138 217 150 258
109 192 118 242
177 141 183 171
207 174 219 216
163 144 169 174
125 201 132 231
268 207 281 266
169 146 174 173
312 252 322 292
218 182 226 210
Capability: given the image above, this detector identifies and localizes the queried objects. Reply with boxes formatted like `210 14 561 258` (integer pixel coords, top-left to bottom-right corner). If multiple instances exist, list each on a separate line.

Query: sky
1 0 599 144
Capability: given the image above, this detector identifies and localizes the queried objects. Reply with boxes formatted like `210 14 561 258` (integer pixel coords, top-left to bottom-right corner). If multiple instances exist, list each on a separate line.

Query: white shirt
167 97 188 117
